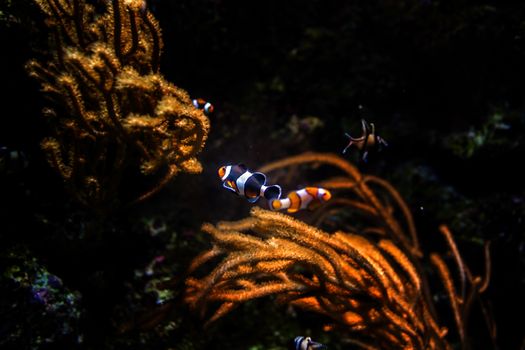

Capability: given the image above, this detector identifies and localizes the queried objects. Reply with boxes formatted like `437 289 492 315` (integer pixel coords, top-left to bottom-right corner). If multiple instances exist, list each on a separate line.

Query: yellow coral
27 0 209 212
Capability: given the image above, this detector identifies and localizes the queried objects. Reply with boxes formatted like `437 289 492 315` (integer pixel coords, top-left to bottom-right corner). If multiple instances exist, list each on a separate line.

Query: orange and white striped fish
269 187 331 213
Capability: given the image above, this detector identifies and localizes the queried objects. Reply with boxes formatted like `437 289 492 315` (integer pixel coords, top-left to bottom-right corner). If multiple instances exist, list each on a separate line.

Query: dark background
1 0 524 349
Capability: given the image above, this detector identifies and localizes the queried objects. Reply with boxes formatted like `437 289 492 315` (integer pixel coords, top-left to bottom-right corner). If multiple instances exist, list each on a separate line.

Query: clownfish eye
322 190 332 201
218 166 226 178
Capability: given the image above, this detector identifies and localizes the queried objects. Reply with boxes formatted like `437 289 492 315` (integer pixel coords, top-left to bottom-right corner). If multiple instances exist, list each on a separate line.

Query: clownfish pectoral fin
342 133 352 154
342 140 353 154
310 342 328 350
362 150 369 162
246 195 260 203
378 136 388 147
222 181 237 193
307 200 322 211
263 184 282 201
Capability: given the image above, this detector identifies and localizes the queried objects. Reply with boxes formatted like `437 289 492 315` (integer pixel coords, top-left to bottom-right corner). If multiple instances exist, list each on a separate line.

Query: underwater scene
1 0 524 349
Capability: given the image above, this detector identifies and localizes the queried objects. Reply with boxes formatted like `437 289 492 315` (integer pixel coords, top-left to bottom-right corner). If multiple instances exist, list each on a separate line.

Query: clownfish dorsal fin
237 163 248 171
222 181 237 193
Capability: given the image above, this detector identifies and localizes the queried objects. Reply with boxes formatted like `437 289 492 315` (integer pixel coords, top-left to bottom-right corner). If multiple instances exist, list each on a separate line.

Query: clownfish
269 187 331 213
192 98 214 116
218 164 282 203
294 336 327 350
343 119 388 162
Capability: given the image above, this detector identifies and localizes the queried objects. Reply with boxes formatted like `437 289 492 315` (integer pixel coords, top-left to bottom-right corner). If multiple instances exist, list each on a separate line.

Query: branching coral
186 153 492 350
26 0 210 212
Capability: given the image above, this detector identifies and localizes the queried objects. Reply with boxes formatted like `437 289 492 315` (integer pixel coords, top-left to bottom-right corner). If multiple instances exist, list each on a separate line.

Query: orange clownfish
269 187 331 213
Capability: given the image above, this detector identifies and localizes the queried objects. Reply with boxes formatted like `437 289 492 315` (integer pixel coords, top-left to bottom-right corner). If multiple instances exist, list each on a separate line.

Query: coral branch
28 0 209 213
430 253 465 343
259 152 421 257
187 207 445 349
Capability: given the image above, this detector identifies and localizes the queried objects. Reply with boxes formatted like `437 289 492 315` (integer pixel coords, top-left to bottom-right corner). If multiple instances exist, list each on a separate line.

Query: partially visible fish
294 336 327 350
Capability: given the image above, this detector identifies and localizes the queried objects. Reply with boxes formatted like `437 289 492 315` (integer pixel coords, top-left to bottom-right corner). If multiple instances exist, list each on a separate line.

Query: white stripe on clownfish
236 171 252 197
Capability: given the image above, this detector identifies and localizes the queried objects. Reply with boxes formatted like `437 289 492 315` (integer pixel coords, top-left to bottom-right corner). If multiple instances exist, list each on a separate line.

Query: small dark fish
342 119 388 162
192 98 214 116
294 336 327 350
0 146 28 175
269 187 331 213
218 164 281 203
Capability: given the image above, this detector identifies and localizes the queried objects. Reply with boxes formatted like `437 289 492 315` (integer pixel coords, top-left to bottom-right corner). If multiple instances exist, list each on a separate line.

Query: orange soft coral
27 0 209 212
186 153 492 350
